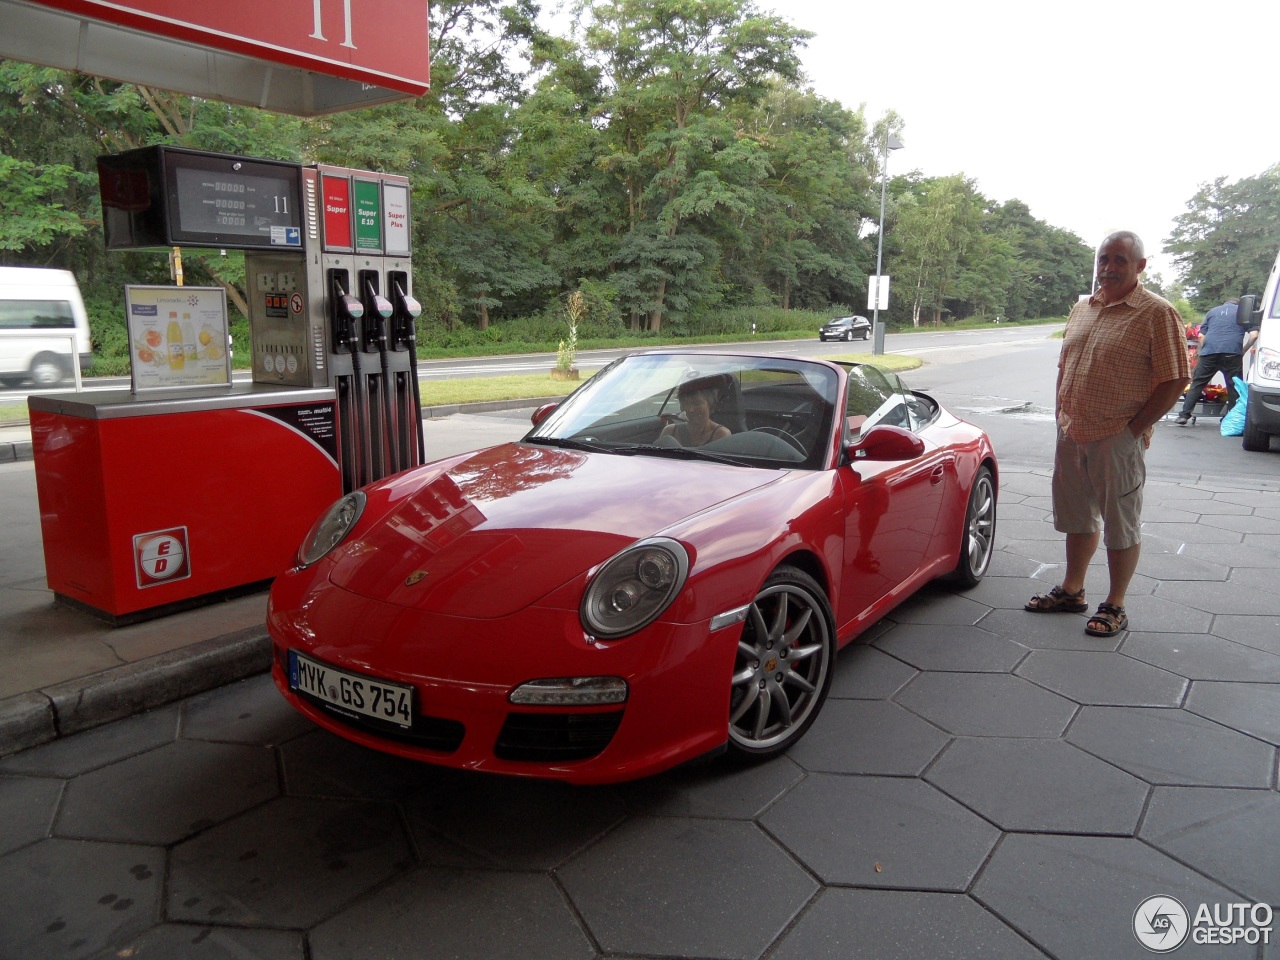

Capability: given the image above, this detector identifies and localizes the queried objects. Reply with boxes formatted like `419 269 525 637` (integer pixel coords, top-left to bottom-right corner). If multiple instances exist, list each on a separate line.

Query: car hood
327 442 785 617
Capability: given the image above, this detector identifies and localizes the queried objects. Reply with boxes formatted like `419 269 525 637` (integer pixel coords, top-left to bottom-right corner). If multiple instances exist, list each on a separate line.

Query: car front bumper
268 574 736 785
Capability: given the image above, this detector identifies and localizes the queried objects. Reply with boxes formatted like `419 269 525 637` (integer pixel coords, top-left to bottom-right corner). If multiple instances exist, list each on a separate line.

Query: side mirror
845 424 925 463
1237 294 1262 329
531 402 559 426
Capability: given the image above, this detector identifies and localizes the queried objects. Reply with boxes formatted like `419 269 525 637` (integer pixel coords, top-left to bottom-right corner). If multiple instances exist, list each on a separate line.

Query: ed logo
134 527 192 588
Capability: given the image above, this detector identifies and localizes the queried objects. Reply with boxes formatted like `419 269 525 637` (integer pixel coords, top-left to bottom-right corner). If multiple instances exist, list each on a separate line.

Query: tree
572 0 810 330
895 175 986 325
1166 165 1280 309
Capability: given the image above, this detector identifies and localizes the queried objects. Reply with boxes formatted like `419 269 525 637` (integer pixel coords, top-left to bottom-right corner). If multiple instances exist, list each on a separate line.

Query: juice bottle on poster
182 316 197 362
167 311 185 370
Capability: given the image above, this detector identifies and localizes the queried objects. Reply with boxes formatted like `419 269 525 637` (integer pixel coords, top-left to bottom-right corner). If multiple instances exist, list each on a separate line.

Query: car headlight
581 537 689 639
296 491 366 567
1258 347 1280 381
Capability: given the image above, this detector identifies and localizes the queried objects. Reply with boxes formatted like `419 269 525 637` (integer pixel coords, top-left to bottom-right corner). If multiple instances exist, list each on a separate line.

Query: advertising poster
126 286 232 392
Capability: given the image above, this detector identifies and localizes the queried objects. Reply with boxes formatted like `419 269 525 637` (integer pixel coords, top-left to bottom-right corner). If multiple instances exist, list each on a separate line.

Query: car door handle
931 466 945 485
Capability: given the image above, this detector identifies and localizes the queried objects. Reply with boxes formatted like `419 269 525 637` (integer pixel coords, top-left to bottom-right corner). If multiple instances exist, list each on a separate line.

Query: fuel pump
390 272 424 470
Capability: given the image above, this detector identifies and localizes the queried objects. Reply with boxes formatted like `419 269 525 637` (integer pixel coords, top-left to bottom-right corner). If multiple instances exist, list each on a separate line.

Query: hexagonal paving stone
0 837 163 960
558 816 816 959
181 674 315 746
760 774 998 890
925 737 1148 834
1210 615 1280 657
1141 786 1280 904
874 623 1029 673
886 590 990 626
1115 595 1214 634
0 704 180 778
1132 551 1229 581
168 796 412 928
973 834 1253 960
1122 631 1280 682
311 868 594 960
401 773 626 870
894 673 1076 738
785 699 950 776
1141 521 1243 544
1154 579 1280 616
1185 681 1280 745
829 643 917 699
55 740 278 844
1014 650 1187 706
978 609 1121 652
768 888 1049 960
952 575 1051 611
0 774 61 856
280 729 446 800
618 755 803 820
108 924 305 959
1067 706 1275 787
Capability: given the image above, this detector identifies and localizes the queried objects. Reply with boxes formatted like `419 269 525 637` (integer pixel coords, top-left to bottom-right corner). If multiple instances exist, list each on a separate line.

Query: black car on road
818 316 871 342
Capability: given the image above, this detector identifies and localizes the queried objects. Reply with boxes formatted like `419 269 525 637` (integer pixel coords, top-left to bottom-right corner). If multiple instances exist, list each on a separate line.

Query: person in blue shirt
1175 298 1244 425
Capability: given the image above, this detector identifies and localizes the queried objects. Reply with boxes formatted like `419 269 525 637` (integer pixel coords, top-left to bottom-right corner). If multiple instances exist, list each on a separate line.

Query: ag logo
1133 895 1190 953
134 527 192 588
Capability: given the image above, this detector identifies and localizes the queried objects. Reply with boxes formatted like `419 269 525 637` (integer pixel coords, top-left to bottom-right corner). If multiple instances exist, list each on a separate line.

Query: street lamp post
871 133 903 356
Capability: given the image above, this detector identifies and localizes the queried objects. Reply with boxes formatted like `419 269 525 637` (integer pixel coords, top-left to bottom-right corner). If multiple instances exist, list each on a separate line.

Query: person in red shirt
1025 231 1190 637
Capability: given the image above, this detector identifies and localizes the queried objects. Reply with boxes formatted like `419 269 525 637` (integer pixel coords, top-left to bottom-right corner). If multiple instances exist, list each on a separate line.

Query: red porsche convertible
268 351 997 784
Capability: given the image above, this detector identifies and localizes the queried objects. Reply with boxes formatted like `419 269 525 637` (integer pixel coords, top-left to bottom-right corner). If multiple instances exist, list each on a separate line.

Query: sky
768 0 1279 281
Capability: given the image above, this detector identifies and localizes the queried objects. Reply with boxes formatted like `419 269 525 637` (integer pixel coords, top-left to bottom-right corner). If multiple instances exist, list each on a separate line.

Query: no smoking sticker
134 527 192 588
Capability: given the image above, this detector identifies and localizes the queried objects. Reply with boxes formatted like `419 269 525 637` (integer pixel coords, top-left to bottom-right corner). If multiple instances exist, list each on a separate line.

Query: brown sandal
1085 603 1128 637
1024 585 1087 613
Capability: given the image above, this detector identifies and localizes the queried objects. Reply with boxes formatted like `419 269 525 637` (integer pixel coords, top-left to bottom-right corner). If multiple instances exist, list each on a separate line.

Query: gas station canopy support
0 0 430 116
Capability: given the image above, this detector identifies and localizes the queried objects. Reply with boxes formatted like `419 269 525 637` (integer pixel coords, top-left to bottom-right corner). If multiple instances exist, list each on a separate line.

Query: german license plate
289 651 413 729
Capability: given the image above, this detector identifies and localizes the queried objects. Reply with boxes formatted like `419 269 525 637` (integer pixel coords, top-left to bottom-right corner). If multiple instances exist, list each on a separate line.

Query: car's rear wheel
728 566 835 759
952 465 996 586
859 327 870 340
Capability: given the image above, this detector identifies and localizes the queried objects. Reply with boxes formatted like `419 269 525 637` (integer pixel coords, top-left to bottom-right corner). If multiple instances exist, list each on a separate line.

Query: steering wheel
752 426 806 454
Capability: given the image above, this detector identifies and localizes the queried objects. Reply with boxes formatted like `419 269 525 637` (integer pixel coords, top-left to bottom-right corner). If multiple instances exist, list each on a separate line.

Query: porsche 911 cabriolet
268 351 997 784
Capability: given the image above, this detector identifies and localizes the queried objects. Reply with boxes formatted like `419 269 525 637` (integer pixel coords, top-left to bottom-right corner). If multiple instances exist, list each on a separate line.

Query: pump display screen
173 166 301 247
99 146 303 250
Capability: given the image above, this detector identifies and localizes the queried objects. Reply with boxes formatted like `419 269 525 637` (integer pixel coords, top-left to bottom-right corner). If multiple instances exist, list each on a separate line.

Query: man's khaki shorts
1051 427 1146 550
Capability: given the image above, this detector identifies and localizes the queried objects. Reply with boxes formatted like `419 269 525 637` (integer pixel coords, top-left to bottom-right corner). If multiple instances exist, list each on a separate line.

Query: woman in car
660 380 732 447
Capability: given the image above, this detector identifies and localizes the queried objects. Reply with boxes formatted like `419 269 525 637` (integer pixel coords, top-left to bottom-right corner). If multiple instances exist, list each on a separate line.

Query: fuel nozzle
331 275 364 350
392 280 422 349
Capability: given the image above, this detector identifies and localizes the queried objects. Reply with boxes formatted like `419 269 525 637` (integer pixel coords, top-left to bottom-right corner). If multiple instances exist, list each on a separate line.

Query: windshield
525 353 840 469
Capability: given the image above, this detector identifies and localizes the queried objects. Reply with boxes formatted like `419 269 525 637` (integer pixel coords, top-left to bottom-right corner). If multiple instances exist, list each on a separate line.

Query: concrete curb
0 627 271 757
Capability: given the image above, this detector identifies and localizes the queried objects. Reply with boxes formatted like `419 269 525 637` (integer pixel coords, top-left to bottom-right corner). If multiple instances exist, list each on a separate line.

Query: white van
1240 251 1280 451
0 267 93 387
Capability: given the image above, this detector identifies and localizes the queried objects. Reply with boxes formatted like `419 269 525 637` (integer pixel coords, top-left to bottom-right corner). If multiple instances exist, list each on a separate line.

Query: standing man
1025 231 1190 637
1175 297 1243 424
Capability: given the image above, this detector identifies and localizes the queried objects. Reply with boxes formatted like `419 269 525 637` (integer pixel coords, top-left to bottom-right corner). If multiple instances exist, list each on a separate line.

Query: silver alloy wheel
728 568 834 757
955 466 996 586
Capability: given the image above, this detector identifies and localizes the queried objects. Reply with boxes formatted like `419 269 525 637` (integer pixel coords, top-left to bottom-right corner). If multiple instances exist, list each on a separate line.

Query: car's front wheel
1241 410 1270 452
728 566 835 759
844 329 854 341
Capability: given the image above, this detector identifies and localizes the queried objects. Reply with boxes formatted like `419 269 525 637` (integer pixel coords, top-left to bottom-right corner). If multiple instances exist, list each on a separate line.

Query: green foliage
1166 164 1280 309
